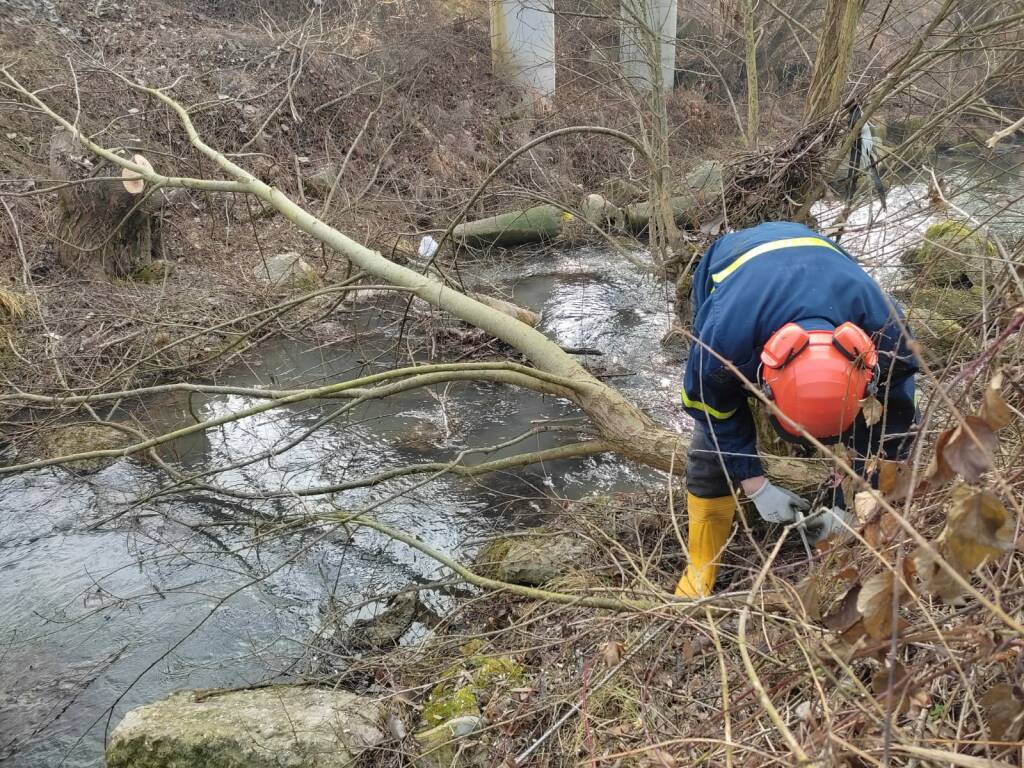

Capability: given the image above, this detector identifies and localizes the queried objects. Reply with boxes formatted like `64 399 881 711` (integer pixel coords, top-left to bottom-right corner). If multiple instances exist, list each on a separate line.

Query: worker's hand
803 506 854 544
746 480 810 524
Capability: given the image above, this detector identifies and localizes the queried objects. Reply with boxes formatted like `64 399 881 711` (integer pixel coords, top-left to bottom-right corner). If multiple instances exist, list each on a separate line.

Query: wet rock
414 655 524 768
894 283 984 325
394 422 444 453
453 204 567 248
344 591 421 652
253 252 321 291
469 292 540 327
476 533 593 586
34 423 132 473
303 165 338 197
106 687 386 768
901 219 995 288
906 305 977 364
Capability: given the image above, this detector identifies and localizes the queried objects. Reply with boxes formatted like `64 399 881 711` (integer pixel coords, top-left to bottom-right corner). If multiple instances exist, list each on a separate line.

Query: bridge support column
619 0 677 91
490 1 556 98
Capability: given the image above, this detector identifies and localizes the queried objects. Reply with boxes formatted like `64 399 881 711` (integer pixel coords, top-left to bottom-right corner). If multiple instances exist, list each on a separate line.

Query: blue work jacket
681 221 918 481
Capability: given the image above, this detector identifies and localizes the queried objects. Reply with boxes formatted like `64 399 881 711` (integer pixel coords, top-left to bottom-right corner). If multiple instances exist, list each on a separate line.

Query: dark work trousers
686 402 917 508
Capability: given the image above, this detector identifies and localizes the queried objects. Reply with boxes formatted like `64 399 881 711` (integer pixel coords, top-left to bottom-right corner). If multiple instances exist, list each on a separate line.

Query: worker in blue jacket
677 221 918 597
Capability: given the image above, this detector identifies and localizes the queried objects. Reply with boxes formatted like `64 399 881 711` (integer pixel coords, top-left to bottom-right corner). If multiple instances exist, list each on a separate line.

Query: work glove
802 506 854 545
746 481 810 525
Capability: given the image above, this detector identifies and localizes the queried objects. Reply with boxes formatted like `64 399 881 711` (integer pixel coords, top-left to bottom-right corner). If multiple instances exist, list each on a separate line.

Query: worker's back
689 221 907 383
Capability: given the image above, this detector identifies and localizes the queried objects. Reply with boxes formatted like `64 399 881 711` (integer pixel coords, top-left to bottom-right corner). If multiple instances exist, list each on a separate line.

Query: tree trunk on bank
50 128 156 277
742 0 759 145
803 0 864 121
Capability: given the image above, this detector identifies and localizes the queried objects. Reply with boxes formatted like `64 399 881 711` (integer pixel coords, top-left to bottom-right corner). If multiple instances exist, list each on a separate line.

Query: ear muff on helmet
760 323 810 369
832 322 878 369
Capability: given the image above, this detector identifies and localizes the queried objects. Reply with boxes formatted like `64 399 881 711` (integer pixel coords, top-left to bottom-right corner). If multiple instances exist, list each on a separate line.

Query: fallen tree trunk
623 160 722 233
452 203 567 248
14 74 690 473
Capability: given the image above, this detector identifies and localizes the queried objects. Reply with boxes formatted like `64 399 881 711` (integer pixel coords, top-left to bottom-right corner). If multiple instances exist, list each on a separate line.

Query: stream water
2 149 1022 767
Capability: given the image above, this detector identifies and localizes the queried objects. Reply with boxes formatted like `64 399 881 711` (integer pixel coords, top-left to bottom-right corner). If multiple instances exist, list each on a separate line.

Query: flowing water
1 149 1022 767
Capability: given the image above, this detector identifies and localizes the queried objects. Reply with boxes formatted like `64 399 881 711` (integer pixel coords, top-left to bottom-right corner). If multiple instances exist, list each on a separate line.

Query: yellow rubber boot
675 494 736 598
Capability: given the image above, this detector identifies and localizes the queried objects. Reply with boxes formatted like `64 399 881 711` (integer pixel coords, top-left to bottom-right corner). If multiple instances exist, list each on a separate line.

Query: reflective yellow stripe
681 389 737 420
711 237 842 284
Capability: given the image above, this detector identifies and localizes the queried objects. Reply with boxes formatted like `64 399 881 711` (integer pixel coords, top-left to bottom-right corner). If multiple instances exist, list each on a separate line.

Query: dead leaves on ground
927 370 1013 485
861 395 884 426
937 415 998 484
822 370 1018 647
915 486 1014 603
981 683 1024 742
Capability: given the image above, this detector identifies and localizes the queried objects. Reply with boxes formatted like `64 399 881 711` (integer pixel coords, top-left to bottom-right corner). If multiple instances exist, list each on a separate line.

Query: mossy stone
419 655 525 728
902 220 995 289
474 533 593 586
905 305 977 364
34 423 132 473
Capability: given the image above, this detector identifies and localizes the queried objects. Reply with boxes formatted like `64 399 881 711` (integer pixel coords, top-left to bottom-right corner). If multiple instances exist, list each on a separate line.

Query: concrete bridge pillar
619 0 677 92
490 1 556 98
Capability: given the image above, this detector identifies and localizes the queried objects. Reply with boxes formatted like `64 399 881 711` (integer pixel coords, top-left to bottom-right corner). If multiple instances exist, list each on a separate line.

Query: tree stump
49 128 157 278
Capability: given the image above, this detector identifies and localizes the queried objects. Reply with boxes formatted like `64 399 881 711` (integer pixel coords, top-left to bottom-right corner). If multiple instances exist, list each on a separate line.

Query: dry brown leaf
863 518 882 549
600 638 624 667
878 459 918 501
857 571 900 640
878 460 901 494
980 683 1024 741
926 428 957 487
982 371 1013 430
861 396 884 426
915 544 967 603
944 416 997 483
680 639 695 664
838 618 867 645
824 585 862 633
649 747 678 767
838 566 860 584
871 662 906 694
944 486 1014 572
795 575 822 622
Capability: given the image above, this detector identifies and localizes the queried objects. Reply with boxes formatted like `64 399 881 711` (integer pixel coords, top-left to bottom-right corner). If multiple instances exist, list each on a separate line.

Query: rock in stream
106 686 387 768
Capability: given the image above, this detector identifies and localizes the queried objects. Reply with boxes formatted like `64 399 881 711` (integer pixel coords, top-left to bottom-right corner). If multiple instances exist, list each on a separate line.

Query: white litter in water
418 235 439 259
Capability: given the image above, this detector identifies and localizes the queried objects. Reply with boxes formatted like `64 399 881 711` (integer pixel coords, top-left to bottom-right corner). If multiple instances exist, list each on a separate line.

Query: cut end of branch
121 153 153 194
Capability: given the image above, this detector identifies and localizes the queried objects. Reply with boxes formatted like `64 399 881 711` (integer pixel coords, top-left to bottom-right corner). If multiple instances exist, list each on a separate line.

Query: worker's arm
872 310 920 459
681 342 763 483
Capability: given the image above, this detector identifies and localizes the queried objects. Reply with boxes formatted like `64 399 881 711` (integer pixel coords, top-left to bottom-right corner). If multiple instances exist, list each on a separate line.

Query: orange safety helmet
759 322 878 443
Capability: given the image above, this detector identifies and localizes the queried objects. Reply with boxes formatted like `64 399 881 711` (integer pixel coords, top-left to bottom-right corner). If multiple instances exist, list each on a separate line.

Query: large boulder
34 423 132 473
475 533 593 586
901 220 995 289
106 687 386 768
905 304 978 365
254 252 321 291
